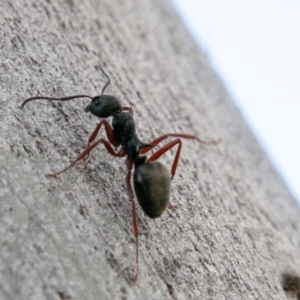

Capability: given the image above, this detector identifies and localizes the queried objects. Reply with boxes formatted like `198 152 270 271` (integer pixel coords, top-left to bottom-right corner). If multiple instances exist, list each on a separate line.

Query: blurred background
171 0 300 203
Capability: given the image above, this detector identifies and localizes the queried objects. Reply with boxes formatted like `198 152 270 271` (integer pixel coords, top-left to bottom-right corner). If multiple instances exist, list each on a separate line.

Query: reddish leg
46 138 126 178
87 119 119 148
125 159 139 283
122 106 133 117
148 139 184 210
140 133 221 154
168 203 178 210
88 108 133 147
77 119 119 165
147 138 182 180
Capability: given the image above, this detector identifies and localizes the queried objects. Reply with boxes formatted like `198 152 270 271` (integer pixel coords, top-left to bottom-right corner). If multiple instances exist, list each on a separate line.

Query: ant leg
125 159 139 283
77 120 119 165
122 106 133 117
84 111 131 151
141 133 221 154
87 120 118 147
147 139 183 210
46 138 125 178
147 138 182 180
168 203 178 210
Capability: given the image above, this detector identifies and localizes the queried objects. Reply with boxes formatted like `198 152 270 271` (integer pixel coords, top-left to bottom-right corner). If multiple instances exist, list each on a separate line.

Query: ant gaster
21 67 221 282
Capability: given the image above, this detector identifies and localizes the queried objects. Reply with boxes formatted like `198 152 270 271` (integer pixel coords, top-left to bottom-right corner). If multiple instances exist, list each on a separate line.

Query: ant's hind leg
140 133 221 155
125 160 139 282
147 138 183 210
147 138 182 180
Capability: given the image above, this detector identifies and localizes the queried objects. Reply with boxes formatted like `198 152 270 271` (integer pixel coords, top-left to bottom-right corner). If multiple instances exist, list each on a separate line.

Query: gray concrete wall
1 0 299 299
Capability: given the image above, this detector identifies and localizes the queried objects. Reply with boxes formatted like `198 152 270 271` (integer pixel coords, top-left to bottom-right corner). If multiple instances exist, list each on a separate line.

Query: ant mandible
21 66 221 282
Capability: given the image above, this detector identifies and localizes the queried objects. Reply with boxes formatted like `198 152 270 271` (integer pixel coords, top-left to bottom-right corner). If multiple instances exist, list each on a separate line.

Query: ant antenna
100 65 111 95
21 65 111 108
21 95 93 108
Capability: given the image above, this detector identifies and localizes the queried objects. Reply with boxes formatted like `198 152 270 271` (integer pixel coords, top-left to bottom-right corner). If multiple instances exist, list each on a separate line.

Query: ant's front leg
77 119 119 165
46 138 126 178
87 119 118 148
140 133 221 154
88 106 134 146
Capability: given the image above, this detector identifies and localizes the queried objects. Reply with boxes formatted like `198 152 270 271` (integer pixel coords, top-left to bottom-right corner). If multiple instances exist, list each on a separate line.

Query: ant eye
94 98 101 106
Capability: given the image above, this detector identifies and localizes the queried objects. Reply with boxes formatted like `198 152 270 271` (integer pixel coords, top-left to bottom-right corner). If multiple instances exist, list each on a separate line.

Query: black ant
21 67 221 282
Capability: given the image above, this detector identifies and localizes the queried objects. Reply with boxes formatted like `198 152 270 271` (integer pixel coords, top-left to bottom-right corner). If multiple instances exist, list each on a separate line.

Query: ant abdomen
134 161 171 218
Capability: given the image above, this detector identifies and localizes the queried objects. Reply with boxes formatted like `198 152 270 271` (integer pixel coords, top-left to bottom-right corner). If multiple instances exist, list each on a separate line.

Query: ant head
85 95 122 118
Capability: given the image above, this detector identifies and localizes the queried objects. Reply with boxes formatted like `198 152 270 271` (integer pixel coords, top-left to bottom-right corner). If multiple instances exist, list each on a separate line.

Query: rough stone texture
1 0 300 299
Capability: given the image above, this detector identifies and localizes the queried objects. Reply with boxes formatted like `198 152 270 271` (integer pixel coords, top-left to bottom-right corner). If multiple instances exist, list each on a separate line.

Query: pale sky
171 0 300 203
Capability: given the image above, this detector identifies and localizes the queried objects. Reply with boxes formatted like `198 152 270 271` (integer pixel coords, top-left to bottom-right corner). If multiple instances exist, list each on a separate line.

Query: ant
21 67 221 282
